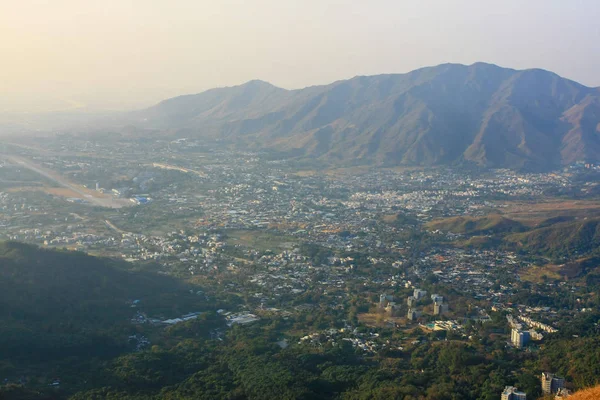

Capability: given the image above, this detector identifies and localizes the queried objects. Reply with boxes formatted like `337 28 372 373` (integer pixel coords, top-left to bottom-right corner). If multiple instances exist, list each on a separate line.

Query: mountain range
126 63 600 170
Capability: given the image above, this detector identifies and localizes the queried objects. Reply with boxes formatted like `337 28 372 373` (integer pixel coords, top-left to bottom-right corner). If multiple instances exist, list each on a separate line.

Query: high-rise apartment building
511 328 530 348
541 372 565 395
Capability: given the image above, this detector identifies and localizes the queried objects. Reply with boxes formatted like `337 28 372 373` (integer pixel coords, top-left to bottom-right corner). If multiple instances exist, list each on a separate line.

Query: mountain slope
0 241 204 363
426 215 526 235
129 63 600 170
505 218 600 257
568 385 600 400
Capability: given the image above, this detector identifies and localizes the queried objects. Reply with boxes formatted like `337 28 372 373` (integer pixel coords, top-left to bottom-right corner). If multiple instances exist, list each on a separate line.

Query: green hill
506 218 600 258
426 215 526 235
0 242 206 381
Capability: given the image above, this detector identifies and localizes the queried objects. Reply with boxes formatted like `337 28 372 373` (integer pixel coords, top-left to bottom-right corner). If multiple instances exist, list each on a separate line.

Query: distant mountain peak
131 63 600 170
241 79 281 89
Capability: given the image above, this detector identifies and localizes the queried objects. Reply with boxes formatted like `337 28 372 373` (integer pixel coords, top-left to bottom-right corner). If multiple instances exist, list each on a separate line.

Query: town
1 135 599 398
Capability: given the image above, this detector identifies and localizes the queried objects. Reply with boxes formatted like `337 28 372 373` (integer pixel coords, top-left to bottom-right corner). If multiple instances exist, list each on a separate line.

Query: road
105 219 128 234
3 155 130 209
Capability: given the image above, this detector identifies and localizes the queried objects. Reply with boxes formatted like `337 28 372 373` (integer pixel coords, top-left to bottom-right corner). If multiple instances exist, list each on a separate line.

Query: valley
1 134 600 399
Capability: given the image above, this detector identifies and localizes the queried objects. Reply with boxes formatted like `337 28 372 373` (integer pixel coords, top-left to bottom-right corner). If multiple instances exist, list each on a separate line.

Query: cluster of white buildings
517 315 558 333
501 386 526 400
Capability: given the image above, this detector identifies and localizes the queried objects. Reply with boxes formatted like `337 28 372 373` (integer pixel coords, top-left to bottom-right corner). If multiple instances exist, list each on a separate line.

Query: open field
357 312 412 327
292 170 318 177
358 312 388 327
496 200 600 225
7 186 84 198
357 313 430 337
381 214 398 223
297 165 426 177
519 265 563 283
225 229 297 251
519 256 600 282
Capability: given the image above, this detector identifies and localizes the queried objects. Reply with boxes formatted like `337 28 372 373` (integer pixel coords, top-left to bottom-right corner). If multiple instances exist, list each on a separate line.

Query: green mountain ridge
0 241 206 379
427 215 600 260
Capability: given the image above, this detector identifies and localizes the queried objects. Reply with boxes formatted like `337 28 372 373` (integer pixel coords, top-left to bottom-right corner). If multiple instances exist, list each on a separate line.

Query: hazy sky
1 0 599 113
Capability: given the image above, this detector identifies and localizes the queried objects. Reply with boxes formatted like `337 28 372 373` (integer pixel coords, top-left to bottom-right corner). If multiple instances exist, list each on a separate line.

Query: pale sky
1 0 599 113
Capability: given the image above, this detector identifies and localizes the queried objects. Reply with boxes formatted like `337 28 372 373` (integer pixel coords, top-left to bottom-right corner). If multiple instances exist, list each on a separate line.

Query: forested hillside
506 218 600 258
0 242 208 396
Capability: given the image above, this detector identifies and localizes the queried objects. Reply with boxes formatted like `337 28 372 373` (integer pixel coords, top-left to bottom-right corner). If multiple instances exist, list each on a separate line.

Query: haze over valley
2 1 600 399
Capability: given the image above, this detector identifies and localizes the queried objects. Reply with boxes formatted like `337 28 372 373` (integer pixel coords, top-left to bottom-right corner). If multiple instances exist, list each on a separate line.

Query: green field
225 229 298 252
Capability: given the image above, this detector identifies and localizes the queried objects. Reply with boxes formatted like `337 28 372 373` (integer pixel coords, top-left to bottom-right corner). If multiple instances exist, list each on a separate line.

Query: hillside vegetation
0 241 206 385
426 215 526 235
567 385 600 400
506 218 600 258
427 214 600 261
